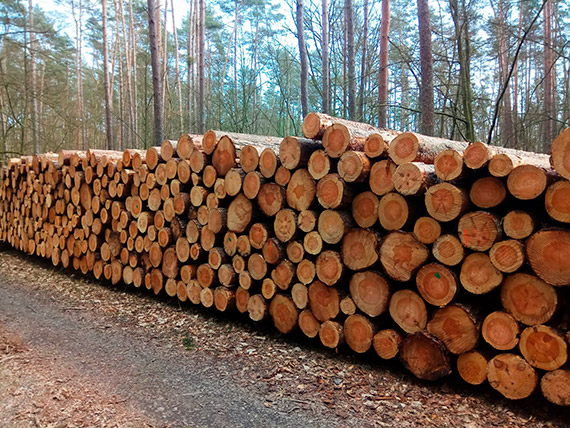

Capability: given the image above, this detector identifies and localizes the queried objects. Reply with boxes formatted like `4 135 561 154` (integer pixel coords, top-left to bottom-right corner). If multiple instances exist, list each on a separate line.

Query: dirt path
0 248 568 428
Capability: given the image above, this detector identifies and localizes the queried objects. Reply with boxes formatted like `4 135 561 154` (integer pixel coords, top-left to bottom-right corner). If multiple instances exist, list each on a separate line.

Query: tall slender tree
102 0 113 150
357 0 368 120
378 0 390 128
321 0 330 114
296 0 309 119
28 0 39 154
171 0 183 134
198 0 205 133
345 0 355 120
543 0 555 148
417 0 434 136
147 0 164 146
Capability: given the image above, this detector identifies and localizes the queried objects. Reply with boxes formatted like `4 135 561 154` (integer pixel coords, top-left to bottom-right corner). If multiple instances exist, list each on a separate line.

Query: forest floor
0 246 568 428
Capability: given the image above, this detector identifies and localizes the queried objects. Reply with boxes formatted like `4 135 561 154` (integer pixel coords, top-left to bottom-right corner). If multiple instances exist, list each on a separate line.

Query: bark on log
389 132 468 165
400 332 452 381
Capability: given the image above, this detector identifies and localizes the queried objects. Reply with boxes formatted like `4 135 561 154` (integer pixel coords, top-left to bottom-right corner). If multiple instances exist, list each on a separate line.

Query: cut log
307 150 331 180
526 229 570 286
269 294 298 334
482 311 520 351
377 192 410 231
413 216 441 245
242 171 264 200
427 304 479 354
489 240 525 273
489 153 522 177
519 325 567 371
259 148 280 178
458 211 500 251
212 136 237 176
316 174 351 209
369 159 396 196
342 228 380 271
393 162 437 195
279 136 321 170
274 209 297 242
434 150 463 181
501 273 557 325
457 351 488 385
274 166 291 187
247 294 268 321
257 183 285 217
351 191 379 228
507 165 553 200
298 309 320 338
339 297 357 316
319 320 344 349
549 126 570 179
373 329 402 359
308 280 340 322
389 132 468 165
291 283 309 309
469 177 506 209
235 286 250 313
344 314 375 353
379 232 429 282
248 253 267 281
338 151 371 183
503 210 535 240
349 271 390 317
297 210 317 233
364 132 393 159
271 259 295 290
318 210 353 244
545 180 570 223
389 289 428 333
296 259 316 285
416 263 457 307
400 332 452 381
239 145 262 174
541 369 570 406
460 252 503 294
302 112 380 140
249 223 270 250
315 250 344 286
286 169 316 211
286 241 304 264
214 287 235 312
322 123 369 158
487 353 537 400
227 194 252 233
224 168 244 197
196 264 217 288
176 133 201 160
303 231 323 256
236 235 252 257
218 264 236 286
425 183 469 222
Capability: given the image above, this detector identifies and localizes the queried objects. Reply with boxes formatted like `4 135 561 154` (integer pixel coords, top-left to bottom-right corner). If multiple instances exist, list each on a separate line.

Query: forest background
0 0 568 161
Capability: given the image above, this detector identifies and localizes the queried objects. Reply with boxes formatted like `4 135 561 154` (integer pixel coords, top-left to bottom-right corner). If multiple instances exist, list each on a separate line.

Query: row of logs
1 112 569 406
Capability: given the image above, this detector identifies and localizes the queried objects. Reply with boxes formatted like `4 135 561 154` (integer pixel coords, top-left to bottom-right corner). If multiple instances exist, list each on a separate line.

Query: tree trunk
357 0 368 120
378 0 390 128
28 0 39 154
345 0 355 120
417 0 434 136
147 0 164 146
296 0 309 118
102 0 113 150
171 0 184 135
542 0 555 149
321 0 330 113
198 0 205 133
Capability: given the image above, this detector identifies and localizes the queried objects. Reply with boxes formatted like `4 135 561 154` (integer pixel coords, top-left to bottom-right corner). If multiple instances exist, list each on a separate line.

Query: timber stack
1 113 570 406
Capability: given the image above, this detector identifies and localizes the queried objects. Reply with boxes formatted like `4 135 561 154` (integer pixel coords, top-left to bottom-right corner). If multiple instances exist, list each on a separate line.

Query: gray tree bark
345 0 356 120
147 0 164 146
378 0 390 128
198 0 205 133
296 0 309 119
321 0 330 114
28 0 39 154
102 0 113 150
417 0 434 136
357 0 368 121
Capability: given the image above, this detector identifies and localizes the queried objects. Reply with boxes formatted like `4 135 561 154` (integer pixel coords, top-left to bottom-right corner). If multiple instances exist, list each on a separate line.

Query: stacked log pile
1 112 570 406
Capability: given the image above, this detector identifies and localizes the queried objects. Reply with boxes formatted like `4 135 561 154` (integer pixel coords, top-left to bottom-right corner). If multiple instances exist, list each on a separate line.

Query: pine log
308 280 340 322
291 282 309 309
545 180 570 223
349 270 390 317
482 311 520 351
549 126 570 179
464 141 550 170
519 325 567 371
315 250 344 286
460 252 503 294
344 314 376 353
503 210 535 240
297 210 317 233
526 229 570 286
351 191 379 228
416 263 457 307
364 132 394 158
271 259 295 290
425 183 469 222
286 169 316 211
369 159 396 196
248 294 268 321
434 150 464 181
316 174 352 209
269 294 298 334
307 150 331 180
469 177 506 209
377 192 410 231
236 235 252 257
458 211 500 251
489 153 523 177
242 171 264 200
338 151 371 183
318 210 353 244
274 209 297 242
501 273 557 325
286 241 304 264
541 369 570 406
457 351 488 385
489 240 525 273
235 286 250 313
389 289 428 333
212 136 237 176
259 147 280 178
274 166 291 187
339 297 357 316
248 253 267 281
342 228 380 271
400 331 452 381
298 309 320 338
393 162 437 196
303 231 323 256
279 136 321 170
389 132 468 165
249 223 270 250
227 194 252 233
487 353 537 400
319 320 345 349
302 112 381 140
224 168 244 197
427 304 479 354
379 232 428 282
203 130 282 156
413 216 441 244
373 329 402 360
240 145 261 173
296 259 316 285
508 164 556 200
197 264 217 288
